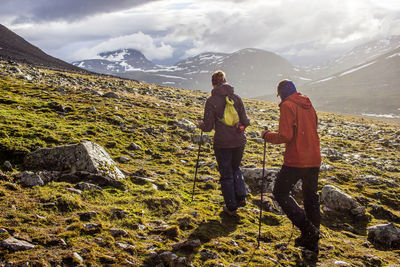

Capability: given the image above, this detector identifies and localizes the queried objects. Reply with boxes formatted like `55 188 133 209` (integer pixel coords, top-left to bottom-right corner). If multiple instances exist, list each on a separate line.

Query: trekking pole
257 126 268 248
191 130 203 202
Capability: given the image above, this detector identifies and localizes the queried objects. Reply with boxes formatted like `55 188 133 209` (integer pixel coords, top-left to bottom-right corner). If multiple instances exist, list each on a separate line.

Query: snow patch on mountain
339 61 376 76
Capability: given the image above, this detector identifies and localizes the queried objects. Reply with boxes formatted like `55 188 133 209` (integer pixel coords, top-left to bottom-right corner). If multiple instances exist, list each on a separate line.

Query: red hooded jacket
265 92 321 168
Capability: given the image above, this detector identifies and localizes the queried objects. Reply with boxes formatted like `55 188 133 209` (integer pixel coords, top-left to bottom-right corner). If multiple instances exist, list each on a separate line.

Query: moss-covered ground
0 61 399 266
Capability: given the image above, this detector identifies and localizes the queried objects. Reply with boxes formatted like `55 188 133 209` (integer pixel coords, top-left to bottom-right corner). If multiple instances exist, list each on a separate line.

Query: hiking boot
223 205 237 216
297 225 320 253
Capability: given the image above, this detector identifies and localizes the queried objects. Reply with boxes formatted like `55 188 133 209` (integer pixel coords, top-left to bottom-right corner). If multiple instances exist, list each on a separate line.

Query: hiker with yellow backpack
198 70 250 216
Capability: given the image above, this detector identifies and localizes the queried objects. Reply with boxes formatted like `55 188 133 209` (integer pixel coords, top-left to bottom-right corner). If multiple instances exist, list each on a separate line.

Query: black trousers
273 165 320 232
214 146 247 211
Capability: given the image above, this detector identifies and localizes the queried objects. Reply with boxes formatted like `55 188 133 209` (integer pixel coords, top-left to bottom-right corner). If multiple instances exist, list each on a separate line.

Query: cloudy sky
1 0 400 65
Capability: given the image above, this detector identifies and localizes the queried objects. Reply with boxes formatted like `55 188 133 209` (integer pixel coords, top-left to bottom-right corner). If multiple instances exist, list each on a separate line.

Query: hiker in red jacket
199 70 250 216
261 79 321 253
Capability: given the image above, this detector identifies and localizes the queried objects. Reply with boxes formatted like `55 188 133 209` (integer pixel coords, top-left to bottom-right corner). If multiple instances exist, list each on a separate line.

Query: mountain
305 35 400 79
75 48 311 98
301 47 400 117
72 49 156 74
0 24 82 72
1 58 400 266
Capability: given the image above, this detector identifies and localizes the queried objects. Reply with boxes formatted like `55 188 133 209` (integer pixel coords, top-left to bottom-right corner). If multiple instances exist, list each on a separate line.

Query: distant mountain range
73 48 312 98
0 24 81 72
0 24 398 118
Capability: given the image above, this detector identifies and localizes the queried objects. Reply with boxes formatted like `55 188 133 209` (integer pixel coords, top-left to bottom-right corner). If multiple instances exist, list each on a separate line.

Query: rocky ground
0 60 399 266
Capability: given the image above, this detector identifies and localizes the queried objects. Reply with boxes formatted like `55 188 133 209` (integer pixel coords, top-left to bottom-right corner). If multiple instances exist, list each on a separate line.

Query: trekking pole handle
261 126 269 139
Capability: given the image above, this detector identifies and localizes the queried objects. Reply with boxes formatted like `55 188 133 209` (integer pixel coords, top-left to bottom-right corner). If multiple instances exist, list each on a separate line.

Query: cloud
71 32 174 61
0 0 160 23
3 0 400 65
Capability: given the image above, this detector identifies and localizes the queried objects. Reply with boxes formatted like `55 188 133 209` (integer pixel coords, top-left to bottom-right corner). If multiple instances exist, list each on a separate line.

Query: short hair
211 70 226 86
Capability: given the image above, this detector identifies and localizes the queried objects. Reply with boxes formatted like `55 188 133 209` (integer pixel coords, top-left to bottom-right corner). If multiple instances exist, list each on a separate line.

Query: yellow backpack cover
220 96 240 126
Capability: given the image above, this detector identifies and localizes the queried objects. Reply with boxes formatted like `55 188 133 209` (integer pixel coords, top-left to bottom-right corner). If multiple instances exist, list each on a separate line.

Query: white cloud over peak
71 32 174 61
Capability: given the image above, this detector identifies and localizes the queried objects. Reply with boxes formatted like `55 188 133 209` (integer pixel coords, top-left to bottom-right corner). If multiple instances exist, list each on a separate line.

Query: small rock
118 156 131 163
0 228 8 233
103 91 120 99
109 229 128 237
175 119 196 132
0 237 35 251
13 171 44 187
320 185 366 217
3 161 12 171
82 223 102 234
73 252 84 263
76 182 102 191
78 211 97 221
127 142 142 150
200 249 218 260
172 239 201 252
67 188 82 195
111 208 128 219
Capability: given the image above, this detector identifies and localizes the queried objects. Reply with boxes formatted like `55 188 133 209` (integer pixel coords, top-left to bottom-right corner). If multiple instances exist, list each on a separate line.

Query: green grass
0 61 400 265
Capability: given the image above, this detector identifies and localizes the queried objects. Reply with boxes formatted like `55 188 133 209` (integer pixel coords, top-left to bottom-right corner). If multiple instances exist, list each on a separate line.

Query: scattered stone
368 223 400 249
172 239 201 253
320 185 366 218
111 208 128 219
103 91 120 99
333 260 351 266
0 237 35 251
192 134 211 144
127 142 142 150
82 223 102 234
109 228 128 237
76 182 103 191
116 242 135 252
66 187 82 195
175 119 196 132
118 156 131 163
159 251 178 263
73 252 84 264
200 249 219 260
23 141 125 183
78 211 98 221
3 161 12 171
0 228 8 233
13 171 44 187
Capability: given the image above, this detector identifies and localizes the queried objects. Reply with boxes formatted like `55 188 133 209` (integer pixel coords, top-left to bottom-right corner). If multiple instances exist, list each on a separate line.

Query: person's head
277 79 297 101
211 70 227 88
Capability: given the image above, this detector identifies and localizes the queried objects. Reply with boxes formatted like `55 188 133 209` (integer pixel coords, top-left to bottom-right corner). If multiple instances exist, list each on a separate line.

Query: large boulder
320 185 366 217
242 167 302 196
368 223 400 249
24 141 125 182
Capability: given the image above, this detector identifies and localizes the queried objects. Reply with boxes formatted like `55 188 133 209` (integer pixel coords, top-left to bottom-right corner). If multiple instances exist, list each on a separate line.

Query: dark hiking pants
214 146 247 211
273 165 320 232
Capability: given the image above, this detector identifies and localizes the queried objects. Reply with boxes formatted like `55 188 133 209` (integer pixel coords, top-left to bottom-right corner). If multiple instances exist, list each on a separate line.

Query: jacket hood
211 84 234 97
281 92 312 109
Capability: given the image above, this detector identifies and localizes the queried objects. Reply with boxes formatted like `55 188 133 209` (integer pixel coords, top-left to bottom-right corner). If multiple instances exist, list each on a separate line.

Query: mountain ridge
0 24 82 72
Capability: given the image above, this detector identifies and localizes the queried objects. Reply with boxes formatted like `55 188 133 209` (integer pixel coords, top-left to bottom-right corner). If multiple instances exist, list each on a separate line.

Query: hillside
0 24 82 72
0 61 400 266
301 47 400 117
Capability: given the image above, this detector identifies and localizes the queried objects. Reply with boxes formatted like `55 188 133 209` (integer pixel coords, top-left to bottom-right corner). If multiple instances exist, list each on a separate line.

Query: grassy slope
0 61 399 266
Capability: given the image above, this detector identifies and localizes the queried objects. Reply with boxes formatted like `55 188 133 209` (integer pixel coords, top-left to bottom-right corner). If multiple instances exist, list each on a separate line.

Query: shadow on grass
321 211 369 236
188 211 240 242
